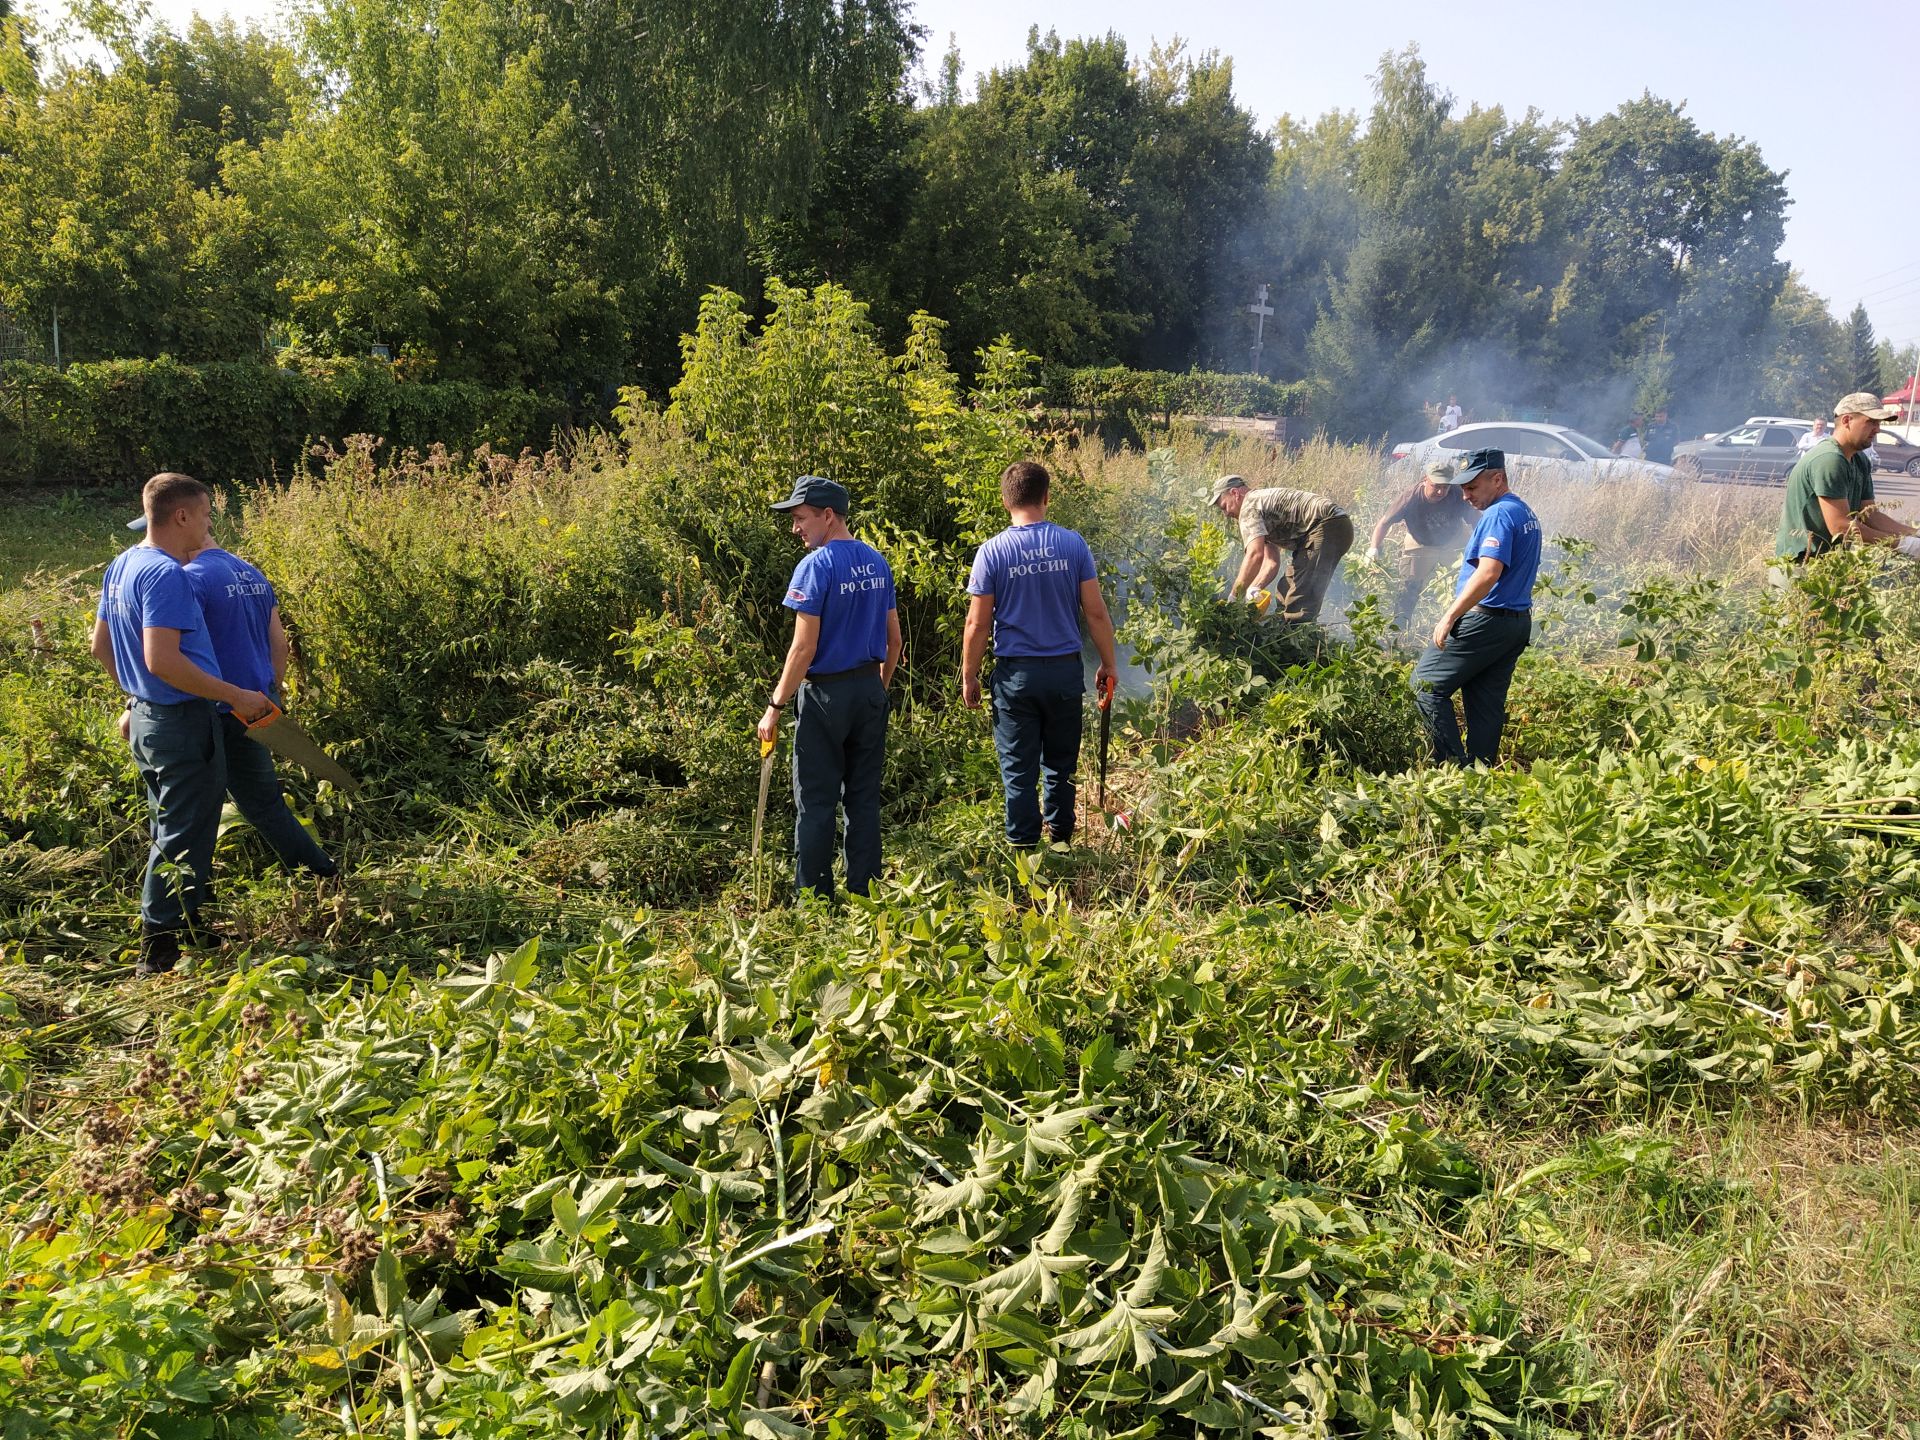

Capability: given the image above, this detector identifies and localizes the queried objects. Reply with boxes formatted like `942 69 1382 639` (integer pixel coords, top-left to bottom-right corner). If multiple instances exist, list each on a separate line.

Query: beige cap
1208 474 1249 506
1422 459 1457 483
1835 392 1901 422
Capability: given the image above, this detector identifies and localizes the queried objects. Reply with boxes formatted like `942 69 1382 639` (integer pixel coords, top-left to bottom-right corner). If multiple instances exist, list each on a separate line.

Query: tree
0 54 270 359
249 0 917 390
1308 49 1561 435
1755 273 1847 418
132 19 298 191
1845 303 1880 394
1549 95 1787 433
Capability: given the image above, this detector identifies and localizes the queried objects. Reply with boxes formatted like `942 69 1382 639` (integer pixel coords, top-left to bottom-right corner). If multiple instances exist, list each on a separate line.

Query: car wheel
1907 458 1920 478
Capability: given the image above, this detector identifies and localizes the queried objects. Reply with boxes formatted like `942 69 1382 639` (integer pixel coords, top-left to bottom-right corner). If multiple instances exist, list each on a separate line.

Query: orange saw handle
759 736 775 759
1097 672 1116 710
243 699 284 730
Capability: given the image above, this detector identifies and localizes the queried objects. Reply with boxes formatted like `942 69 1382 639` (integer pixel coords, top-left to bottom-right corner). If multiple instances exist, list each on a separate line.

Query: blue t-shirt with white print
185 547 279 699
1456 492 1541 610
782 539 896 676
966 521 1097 658
96 544 221 704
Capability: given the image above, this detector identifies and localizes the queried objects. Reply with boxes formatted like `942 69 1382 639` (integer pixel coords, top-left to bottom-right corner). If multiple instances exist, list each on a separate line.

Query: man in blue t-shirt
90 474 272 975
1408 448 1541 766
960 460 1119 848
757 476 903 899
182 545 339 879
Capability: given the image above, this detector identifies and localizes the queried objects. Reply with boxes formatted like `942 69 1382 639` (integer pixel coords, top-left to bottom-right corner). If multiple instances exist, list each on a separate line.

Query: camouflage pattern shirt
1238 487 1345 550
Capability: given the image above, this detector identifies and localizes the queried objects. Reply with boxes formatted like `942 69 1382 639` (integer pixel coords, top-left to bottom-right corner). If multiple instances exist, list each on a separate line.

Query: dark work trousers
1394 543 1455 632
1278 514 1356 624
1410 607 1532 765
127 697 226 937
791 668 888 899
220 713 337 876
988 655 1085 847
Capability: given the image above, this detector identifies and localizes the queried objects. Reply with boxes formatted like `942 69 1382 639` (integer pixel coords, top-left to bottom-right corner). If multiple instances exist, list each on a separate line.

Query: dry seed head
336 1227 380 1282
79 1107 133 1150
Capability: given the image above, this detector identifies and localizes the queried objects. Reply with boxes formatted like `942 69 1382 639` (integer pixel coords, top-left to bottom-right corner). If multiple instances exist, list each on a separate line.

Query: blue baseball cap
126 514 149 531
770 475 849 514
1455 448 1506 482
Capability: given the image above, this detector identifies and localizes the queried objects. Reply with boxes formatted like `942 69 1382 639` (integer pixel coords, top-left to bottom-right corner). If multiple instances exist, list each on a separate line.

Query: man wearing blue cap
91 474 272 974
757 476 903 899
1409 448 1540 765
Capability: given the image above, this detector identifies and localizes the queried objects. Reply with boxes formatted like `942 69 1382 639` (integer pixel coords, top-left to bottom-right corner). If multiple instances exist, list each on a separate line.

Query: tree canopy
0 8 1879 438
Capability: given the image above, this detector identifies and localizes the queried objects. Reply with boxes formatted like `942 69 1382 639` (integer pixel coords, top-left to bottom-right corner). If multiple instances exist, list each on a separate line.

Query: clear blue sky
133 0 1920 352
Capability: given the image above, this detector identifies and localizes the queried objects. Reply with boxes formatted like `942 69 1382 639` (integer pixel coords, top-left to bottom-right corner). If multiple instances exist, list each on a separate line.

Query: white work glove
1364 544 1382 564
1899 536 1920 560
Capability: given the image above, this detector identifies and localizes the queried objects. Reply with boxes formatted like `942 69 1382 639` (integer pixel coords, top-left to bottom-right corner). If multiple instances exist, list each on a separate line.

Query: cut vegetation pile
5 286 1920 1438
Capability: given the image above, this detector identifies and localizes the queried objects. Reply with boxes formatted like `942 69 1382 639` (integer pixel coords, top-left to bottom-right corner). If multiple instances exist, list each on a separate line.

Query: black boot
136 927 181 977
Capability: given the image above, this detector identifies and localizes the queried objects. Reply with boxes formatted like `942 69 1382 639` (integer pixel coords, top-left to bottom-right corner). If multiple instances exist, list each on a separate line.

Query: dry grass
1472 1113 1920 1438
1057 430 1782 585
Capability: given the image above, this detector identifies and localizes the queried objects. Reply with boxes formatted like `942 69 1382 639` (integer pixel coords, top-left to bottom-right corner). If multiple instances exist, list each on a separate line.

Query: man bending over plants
960 460 1119 848
1409 448 1540 766
758 477 903 899
91 474 272 975
1208 475 1354 625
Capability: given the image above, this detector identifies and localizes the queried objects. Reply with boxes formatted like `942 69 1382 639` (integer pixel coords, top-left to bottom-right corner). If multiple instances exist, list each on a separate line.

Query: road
1876 472 1920 511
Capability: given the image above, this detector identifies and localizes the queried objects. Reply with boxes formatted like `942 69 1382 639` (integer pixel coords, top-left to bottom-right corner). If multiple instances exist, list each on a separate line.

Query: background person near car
1366 459 1475 632
758 475 903 901
960 460 1119 849
1643 409 1679 465
1775 393 1918 562
183 545 339 879
1796 417 1827 454
1210 476 1356 625
90 473 272 975
1441 395 1463 431
1409 448 1541 766
1611 422 1643 459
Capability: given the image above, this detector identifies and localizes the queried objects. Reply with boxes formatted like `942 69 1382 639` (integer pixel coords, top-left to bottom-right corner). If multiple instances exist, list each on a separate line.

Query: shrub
0 357 567 486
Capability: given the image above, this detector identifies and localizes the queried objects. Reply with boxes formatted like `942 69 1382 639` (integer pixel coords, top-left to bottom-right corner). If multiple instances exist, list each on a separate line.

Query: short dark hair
999 459 1051 509
143 472 211 525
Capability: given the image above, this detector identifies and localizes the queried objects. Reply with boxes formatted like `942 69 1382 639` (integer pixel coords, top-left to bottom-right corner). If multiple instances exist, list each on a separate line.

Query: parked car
1703 414 1809 440
1389 421 1679 485
1870 430 1920 477
1671 422 1811 484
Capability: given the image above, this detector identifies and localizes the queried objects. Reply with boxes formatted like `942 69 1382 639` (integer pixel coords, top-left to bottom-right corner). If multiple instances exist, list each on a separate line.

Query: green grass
8 445 1920 1437
0 488 132 591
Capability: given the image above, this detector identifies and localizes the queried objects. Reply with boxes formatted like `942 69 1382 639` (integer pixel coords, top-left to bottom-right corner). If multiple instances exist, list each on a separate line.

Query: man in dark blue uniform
757 477 903 899
183 544 339 878
960 459 1119 848
1409 448 1541 766
91 474 272 974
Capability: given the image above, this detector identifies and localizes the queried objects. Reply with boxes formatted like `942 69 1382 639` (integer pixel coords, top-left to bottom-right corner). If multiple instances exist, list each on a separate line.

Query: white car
1389 421 1679 485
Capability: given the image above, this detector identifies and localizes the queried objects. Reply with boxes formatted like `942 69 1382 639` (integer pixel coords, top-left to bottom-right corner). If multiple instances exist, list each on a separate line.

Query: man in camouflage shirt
1208 475 1355 625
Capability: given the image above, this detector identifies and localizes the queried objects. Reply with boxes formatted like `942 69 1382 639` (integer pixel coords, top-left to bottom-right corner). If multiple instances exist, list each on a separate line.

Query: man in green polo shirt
1776 391 1920 561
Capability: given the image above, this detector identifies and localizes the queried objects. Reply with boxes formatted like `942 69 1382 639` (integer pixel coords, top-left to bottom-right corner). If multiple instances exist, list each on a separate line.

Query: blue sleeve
1071 532 1096 585
885 561 898 612
966 544 995 597
140 564 205 632
782 552 827 616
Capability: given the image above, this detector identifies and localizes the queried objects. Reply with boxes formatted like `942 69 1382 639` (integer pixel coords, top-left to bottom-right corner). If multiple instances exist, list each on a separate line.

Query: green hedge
0 358 569 486
1045 365 1310 422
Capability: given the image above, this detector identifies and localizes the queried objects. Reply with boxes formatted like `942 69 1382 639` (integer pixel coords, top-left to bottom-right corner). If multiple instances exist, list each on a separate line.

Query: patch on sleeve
786 586 809 604
1481 534 1503 550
